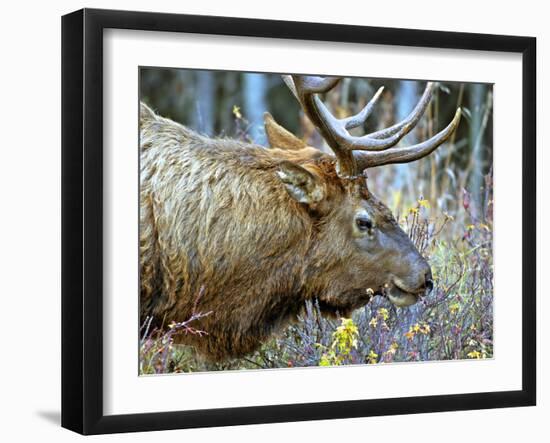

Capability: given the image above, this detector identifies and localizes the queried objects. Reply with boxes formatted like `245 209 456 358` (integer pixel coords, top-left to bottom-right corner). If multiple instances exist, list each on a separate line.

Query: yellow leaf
467 350 482 359
450 303 460 314
478 223 491 232
232 105 242 119
367 350 378 364
444 212 455 221
418 199 430 208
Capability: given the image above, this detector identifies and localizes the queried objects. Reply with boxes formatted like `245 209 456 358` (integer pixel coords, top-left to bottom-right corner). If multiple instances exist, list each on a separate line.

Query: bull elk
140 75 461 362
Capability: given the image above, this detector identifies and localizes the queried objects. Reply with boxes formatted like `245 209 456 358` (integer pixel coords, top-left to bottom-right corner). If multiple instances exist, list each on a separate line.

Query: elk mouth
377 280 425 308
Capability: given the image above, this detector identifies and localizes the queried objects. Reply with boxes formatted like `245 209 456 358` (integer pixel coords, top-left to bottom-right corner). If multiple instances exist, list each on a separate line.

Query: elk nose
425 274 434 294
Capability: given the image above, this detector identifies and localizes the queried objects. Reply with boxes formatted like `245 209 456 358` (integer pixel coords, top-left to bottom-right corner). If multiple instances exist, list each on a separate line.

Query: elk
140 75 461 362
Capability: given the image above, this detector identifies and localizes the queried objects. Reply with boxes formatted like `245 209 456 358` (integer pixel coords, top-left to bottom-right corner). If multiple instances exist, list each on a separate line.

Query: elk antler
283 75 461 179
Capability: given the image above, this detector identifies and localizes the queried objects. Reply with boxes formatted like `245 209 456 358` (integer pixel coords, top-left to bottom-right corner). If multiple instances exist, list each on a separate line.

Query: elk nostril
425 278 434 294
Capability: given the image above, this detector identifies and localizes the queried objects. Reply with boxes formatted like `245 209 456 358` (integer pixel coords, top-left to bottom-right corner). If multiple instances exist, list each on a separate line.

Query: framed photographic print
62 8 536 435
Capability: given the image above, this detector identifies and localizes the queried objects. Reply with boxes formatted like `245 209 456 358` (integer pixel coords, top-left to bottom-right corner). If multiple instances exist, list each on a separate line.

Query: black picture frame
62 8 536 435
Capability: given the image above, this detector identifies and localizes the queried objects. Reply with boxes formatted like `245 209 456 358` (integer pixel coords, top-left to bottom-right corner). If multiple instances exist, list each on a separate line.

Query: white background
104 30 523 415
0 1 546 442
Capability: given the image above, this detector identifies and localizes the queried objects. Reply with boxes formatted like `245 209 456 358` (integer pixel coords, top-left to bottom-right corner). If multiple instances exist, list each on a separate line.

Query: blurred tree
193 71 215 135
394 81 419 195
139 68 493 217
243 73 268 145
467 83 491 215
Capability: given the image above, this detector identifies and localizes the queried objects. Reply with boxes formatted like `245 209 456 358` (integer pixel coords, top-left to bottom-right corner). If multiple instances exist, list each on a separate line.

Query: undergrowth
140 182 493 374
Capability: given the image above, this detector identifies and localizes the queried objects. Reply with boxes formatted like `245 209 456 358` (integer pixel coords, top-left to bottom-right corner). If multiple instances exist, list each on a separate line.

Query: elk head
268 75 461 309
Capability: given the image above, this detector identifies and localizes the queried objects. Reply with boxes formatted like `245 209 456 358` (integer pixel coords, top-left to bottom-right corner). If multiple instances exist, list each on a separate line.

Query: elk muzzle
384 253 433 307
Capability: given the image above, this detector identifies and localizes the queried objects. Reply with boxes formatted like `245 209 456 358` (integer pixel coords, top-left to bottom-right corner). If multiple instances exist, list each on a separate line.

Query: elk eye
356 216 373 232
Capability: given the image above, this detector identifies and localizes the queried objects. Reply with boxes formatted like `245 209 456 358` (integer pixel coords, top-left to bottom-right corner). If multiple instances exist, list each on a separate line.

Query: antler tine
285 75 460 177
289 75 402 176
354 108 462 170
282 75 298 98
342 86 384 130
312 93 414 152
367 82 434 140
287 75 354 176
295 76 341 93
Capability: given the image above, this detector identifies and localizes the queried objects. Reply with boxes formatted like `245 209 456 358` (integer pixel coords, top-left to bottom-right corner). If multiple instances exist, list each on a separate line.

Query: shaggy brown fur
140 102 431 361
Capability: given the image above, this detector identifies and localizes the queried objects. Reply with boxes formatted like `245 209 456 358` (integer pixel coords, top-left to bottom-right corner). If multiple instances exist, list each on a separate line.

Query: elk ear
276 161 325 206
264 112 307 150
140 102 157 127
